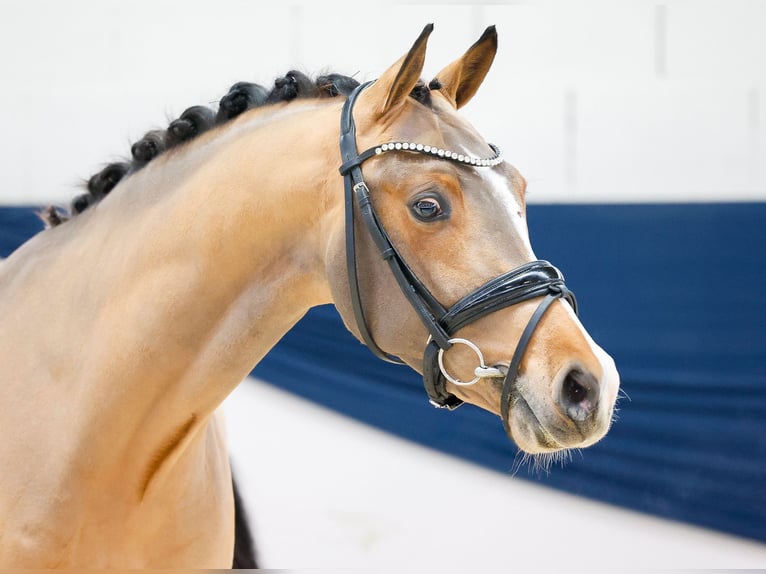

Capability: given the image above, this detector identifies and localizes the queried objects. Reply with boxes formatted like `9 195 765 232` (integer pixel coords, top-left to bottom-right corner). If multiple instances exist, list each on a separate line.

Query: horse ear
366 23 433 117
433 25 498 109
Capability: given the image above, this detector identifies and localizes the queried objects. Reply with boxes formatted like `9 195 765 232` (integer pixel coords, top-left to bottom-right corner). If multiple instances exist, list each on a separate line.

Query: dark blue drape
3 203 765 543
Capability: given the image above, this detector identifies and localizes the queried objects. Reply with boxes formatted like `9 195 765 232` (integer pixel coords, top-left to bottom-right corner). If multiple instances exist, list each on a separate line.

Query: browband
338 81 577 418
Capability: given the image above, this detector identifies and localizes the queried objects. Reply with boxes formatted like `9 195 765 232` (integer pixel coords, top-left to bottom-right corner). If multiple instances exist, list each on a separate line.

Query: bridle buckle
352 181 369 194
339 82 577 426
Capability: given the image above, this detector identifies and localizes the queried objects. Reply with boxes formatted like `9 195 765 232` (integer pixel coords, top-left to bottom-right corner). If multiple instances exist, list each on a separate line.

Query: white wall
0 0 763 205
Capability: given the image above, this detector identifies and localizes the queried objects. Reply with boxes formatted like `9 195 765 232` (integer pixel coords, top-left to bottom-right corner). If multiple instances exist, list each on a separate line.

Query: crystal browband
371 141 503 167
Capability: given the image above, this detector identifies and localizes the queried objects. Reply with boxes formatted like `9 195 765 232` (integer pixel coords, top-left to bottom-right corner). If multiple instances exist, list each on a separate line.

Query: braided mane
40 71 440 228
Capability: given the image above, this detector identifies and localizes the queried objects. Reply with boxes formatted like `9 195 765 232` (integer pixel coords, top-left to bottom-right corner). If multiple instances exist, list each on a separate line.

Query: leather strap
421 262 575 409
441 261 576 333
337 82 578 423
340 83 451 362
340 83 400 362
500 286 569 434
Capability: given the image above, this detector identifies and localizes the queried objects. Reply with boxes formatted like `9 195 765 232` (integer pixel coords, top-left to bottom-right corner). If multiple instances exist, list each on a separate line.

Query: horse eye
412 197 443 221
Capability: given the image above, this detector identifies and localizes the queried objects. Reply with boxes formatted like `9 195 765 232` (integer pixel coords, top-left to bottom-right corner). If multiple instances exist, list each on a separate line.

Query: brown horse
0 25 619 567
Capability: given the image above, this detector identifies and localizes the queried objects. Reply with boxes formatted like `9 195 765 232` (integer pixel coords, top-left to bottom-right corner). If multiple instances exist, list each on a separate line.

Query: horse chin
507 394 567 454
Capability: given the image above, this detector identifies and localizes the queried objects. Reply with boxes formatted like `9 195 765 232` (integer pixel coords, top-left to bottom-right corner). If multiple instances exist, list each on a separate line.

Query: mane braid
215 82 269 124
38 71 437 229
131 130 167 169
165 106 216 149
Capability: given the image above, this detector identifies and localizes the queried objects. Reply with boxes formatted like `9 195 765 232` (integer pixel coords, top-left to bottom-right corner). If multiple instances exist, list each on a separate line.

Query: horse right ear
364 23 433 118
433 25 498 109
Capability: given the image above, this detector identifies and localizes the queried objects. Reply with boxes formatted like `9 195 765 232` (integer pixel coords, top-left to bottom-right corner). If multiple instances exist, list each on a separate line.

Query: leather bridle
338 82 577 431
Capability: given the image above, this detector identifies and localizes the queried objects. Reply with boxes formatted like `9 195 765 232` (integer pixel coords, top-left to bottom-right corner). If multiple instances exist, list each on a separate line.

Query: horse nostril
560 369 599 422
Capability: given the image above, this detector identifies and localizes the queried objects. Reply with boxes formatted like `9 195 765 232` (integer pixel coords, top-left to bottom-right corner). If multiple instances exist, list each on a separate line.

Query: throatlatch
338 82 577 424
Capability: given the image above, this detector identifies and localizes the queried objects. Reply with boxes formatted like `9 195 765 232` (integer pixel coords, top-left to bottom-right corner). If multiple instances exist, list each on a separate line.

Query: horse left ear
433 25 498 109
365 23 433 117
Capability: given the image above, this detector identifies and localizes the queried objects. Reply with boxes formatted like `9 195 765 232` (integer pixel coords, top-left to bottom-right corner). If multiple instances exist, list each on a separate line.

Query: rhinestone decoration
372 141 502 167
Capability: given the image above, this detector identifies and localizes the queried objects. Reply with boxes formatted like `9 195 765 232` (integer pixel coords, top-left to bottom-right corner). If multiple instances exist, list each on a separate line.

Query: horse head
326 24 620 455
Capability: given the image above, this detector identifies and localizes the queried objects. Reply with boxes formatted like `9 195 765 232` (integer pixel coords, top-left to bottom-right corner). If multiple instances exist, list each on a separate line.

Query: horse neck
0 101 341 488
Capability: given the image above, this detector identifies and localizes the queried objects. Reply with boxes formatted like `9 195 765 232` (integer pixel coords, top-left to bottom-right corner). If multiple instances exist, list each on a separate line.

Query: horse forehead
373 98 528 218
434 111 488 152
484 164 526 209
387 103 528 216
476 167 522 212
463 165 535 260
379 96 481 144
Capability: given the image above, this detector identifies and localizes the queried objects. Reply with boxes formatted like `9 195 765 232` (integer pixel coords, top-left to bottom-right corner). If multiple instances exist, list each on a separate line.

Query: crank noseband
339 82 577 429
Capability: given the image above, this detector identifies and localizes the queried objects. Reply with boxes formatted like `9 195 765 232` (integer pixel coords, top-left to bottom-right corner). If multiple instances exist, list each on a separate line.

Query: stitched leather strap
340 83 451 362
500 287 568 434
337 82 578 422
340 83 401 362
421 263 575 410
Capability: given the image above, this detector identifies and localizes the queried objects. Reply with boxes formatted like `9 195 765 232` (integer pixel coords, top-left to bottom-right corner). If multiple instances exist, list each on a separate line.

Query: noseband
339 82 577 430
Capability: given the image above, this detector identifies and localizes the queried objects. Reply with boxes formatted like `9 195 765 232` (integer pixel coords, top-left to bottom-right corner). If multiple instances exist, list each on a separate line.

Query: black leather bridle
338 82 577 430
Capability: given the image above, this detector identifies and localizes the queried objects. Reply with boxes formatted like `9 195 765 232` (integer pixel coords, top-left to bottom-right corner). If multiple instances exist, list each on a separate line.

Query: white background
1 1 765 569
0 0 764 205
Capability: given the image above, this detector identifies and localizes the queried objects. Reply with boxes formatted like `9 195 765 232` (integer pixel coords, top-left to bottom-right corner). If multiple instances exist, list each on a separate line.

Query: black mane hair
165 106 217 149
215 82 269 124
40 72 439 228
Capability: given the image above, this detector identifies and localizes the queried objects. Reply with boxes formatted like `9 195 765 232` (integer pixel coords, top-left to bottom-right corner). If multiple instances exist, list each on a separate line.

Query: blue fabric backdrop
2 203 765 544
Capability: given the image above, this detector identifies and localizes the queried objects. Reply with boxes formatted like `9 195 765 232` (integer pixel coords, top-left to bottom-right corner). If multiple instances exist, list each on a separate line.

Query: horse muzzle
507 359 618 453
